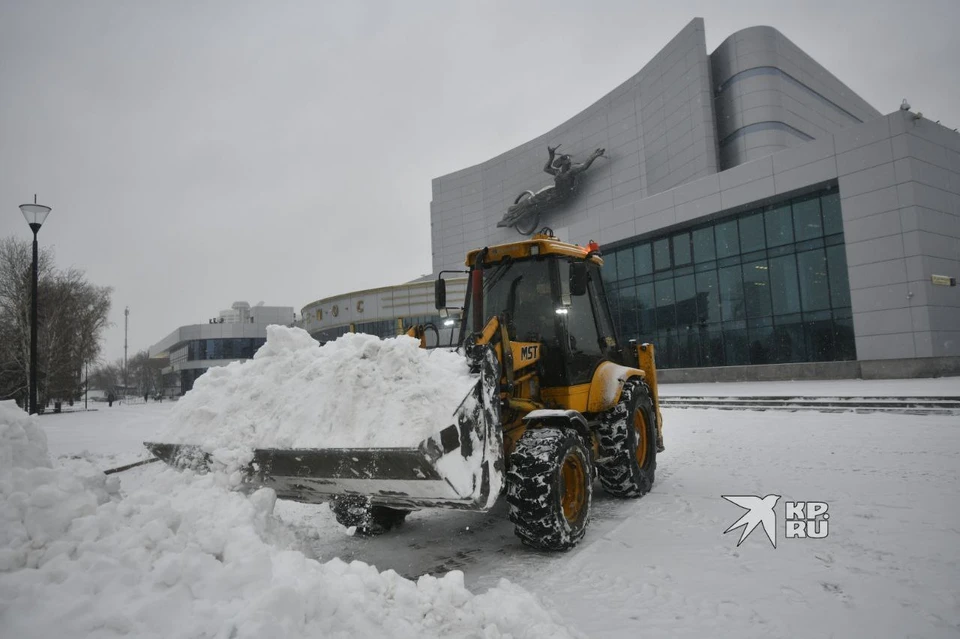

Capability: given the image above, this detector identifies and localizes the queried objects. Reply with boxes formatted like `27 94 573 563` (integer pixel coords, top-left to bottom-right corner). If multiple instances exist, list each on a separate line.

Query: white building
149 301 296 395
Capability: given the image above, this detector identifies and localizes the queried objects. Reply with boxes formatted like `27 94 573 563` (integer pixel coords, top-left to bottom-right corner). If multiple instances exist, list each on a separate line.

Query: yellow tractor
147 229 664 551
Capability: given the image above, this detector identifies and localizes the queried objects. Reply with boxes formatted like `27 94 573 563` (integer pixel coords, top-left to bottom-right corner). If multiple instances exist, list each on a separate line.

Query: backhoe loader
147 229 664 551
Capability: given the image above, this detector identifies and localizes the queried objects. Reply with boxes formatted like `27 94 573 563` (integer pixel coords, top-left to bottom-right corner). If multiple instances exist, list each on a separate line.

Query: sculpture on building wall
497 145 606 235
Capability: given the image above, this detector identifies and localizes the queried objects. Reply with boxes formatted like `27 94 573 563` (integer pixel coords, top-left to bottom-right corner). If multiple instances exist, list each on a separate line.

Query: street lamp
19 196 52 415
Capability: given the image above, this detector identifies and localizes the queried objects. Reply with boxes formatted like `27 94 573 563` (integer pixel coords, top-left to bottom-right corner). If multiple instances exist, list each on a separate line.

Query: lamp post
19 196 52 415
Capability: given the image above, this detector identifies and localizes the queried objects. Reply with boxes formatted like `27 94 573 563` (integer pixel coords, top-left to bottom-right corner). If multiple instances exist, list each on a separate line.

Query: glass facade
168 337 269 395
312 325 353 344
185 338 266 361
601 185 855 369
179 368 207 395
312 314 444 344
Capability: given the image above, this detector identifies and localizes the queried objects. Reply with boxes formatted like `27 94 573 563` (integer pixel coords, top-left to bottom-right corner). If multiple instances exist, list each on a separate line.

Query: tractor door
459 257 568 388
557 259 621 385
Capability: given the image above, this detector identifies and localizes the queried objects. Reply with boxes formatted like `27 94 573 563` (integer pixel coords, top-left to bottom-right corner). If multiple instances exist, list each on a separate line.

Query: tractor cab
437 230 624 388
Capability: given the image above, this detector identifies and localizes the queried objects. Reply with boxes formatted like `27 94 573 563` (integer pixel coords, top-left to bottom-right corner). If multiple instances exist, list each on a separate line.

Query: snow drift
160 327 478 452
0 401 577 638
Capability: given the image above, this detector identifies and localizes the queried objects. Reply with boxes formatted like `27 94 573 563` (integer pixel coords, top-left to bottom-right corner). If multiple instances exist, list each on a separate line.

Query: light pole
124 306 129 396
19 196 52 415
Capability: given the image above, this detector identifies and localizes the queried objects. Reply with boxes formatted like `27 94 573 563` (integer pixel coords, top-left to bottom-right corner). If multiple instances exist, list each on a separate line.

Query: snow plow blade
145 347 503 512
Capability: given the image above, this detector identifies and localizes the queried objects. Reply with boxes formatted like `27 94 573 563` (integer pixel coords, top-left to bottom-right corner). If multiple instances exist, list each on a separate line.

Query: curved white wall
711 26 881 169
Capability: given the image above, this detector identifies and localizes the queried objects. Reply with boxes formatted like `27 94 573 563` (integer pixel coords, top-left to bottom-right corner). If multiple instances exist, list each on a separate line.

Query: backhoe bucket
145 347 503 512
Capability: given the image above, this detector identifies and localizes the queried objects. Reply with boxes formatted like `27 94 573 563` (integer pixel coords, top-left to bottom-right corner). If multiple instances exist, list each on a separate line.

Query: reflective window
185 338 267 361
618 285 639 341
699 323 724 367
675 275 697 326
719 265 745 321
739 213 766 253
723 320 749 365
673 233 692 266
676 326 699 368
793 197 823 241
617 247 635 281
715 221 740 258
822 192 843 236
742 260 772 318
748 317 775 365
695 271 721 324
693 227 715 262
765 204 793 247
655 279 675 330
564 274 603 382
634 244 653 276
637 283 655 333
654 238 671 271
600 185 854 368
797 249 830 312
602 251 618 284
769 255 801 315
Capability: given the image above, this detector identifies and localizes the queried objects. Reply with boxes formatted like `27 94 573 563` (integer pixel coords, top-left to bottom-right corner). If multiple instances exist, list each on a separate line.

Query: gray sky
2 0 957 363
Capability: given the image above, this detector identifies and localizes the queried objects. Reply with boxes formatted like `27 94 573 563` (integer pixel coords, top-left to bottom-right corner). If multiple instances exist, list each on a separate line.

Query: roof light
555 308 569 315
587 240 600 253
443 319 456 326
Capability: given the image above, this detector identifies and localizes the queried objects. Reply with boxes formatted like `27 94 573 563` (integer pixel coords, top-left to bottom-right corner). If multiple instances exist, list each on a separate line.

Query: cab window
559 259 604 384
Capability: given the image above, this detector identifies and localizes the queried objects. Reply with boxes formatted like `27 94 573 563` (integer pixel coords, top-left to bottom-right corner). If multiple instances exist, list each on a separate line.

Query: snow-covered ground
15 384 960 638
659 376 960 397
39 402 170 469
0 401 575 639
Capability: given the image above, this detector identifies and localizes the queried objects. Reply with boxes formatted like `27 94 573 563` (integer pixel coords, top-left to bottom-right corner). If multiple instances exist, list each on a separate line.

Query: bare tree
0 237 112 410
127 350 162 398
88 360 121 397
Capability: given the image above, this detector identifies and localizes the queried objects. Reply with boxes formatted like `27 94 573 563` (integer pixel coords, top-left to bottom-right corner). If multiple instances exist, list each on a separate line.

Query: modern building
310 18 960 380
302 276 467 348
149 301 296 395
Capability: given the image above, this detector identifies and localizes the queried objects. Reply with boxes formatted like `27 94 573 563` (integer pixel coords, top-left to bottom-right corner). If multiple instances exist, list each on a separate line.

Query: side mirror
434 277 447 310
570 262 588 296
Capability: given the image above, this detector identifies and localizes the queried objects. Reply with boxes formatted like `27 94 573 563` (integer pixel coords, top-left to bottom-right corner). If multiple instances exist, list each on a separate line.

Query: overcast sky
1 0 957 364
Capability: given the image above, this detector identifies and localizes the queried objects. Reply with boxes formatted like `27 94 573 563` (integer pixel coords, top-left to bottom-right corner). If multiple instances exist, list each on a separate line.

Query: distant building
149 301 296 396
301 275 467 348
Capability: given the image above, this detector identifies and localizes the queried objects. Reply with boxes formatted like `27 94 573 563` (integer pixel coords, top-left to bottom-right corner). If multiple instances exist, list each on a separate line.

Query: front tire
596 379 658 498
330 496 409 536
507 427 592 551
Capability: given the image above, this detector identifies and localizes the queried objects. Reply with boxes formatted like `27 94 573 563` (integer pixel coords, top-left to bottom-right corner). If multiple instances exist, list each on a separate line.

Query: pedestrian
107 391 115 407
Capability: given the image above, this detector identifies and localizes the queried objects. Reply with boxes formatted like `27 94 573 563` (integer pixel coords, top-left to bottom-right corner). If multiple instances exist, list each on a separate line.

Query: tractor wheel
330 495 409 536
507 427 592 551
596 379 658 498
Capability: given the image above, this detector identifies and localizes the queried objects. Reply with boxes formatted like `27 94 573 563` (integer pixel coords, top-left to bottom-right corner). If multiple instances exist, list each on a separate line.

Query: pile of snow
0 401 578 638
0 405 121 572
160 327 478 451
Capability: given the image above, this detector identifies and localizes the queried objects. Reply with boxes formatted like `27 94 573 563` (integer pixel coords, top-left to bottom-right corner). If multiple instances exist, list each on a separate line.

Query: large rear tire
330 496 409 536
596 379 658 498
507 427 592 551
